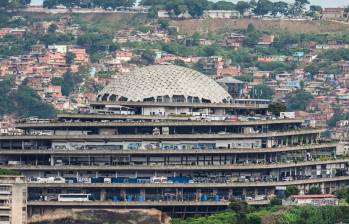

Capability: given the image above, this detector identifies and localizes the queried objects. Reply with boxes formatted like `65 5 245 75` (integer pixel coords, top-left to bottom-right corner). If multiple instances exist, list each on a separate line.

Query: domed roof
97 65 231 103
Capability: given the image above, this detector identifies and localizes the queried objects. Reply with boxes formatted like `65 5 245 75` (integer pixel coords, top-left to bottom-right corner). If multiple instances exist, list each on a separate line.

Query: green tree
61 72 75 96
185 0 208 17
307 186 321 195
235 1 250 15
43 0 57 9
159 19 169 29
249 84 274 99
270 197 282 206
147 6 159 18
243 25 260 47
289 0 309 16
253 0 273 16
286 90 313 111
335 188 349 203
15 85 56 118
65 52 76 65
307 5 322 17
300 80 304 90
0 78 13 116
247 214 261 224
235 75 253 83
271 1 289 16
229 199 249 224
268 102 287 116
51 77 64 86
141 49 156 63
327 111 349 128
0 169 20 176
213 1 235 10
345 6 349 18
285 186 299 198
77 33 117 53
174 4 188 16
48 23 58 33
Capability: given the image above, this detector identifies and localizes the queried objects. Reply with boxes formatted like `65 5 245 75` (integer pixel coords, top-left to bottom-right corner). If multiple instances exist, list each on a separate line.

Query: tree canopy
142 0 314 18
286 90 313 111
268 101 287 116
254 0 273 16
15 85 56 118
43 0 136 9
249 84 274 99
0 0 31 9
65 52 76 65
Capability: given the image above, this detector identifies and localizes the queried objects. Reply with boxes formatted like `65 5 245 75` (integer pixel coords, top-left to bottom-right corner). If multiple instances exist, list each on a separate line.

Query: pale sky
30 0 348 7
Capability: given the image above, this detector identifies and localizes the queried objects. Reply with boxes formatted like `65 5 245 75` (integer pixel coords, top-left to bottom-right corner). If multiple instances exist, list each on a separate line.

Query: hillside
17 12 349 35
173 205 349 224
18 12 147 33
171 18 349 34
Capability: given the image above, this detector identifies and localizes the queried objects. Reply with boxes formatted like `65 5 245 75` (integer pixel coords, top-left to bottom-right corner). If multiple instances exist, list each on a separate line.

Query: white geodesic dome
98 65 231 103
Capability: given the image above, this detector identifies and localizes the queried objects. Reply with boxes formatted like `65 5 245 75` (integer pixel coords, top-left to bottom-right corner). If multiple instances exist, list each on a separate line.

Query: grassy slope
171 18 349 34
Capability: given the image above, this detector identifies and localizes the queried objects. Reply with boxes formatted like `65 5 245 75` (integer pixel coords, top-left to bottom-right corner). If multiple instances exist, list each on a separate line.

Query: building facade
1 65 349 218
0 176 27 224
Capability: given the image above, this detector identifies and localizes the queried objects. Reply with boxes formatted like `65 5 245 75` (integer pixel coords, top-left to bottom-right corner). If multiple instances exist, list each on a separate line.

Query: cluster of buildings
0 43 90 111
1 6 349 221
158 7 349 21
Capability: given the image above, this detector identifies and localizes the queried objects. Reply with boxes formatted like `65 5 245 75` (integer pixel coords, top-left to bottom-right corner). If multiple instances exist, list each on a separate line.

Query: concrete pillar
140 188 145 200
120 189 126 200
299 185 305 195
242 188 246 197
228 188 233 200
100 189 107 201
196 189 201 201
321 183 325 194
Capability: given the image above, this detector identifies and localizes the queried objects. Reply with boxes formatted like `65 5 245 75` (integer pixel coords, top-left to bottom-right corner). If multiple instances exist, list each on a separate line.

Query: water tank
201 194 208 201
213 195 220 201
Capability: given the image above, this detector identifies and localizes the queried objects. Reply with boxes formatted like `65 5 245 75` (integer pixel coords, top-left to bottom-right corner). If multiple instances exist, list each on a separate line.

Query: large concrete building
2 65 349 218
0 176 27 224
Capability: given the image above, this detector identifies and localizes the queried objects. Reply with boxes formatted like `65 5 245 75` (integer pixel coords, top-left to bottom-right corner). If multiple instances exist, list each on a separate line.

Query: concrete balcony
15 119 304 129
27 176 349 189
27 200 268 207
0 129 325 141
0 142 337 155
3 158 349 171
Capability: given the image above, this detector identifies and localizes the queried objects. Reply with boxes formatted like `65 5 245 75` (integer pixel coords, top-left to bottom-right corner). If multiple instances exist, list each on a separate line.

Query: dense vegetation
43 0 136 9
142 0 322 18
328 111 349 128
249 84 274 99
0 78 56 118
285 90 314 111
0 0 31 9
173 202 349 224
0 169 20 176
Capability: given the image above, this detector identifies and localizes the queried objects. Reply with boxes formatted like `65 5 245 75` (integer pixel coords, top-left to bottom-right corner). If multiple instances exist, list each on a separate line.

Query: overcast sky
30 0 348 7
